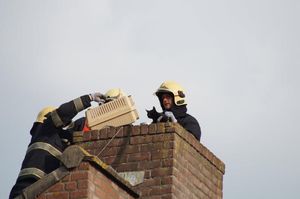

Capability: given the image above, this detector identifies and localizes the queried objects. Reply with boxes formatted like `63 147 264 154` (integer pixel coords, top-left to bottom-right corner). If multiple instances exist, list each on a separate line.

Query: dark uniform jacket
165 105 201 141
153 94 201 141
148 104 201 141
9 95 92 199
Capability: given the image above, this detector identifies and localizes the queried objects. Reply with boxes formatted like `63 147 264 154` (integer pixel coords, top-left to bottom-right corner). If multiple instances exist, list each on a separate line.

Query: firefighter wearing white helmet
153 81 201 141
36 106 57 123
155 80 187 106
104 88 126 101
9 92 105 199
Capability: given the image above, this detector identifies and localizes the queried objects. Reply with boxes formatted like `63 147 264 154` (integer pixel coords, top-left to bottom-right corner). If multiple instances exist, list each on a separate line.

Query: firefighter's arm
50 93 105 128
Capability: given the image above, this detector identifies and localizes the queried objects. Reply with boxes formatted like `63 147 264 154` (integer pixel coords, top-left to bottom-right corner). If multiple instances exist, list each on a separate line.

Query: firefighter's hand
157 115 169 122
90 92 106 104
164 111 177 122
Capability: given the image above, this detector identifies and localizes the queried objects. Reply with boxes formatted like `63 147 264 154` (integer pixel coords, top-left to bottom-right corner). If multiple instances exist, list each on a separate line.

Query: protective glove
90 92 106 104
164 111 177 122
157 115 169 122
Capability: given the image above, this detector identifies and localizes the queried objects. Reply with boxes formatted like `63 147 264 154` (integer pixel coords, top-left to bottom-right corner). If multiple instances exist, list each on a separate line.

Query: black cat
146 106 169 123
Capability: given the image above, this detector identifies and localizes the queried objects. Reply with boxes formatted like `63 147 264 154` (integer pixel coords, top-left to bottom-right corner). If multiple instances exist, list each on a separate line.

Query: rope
96 126 124 157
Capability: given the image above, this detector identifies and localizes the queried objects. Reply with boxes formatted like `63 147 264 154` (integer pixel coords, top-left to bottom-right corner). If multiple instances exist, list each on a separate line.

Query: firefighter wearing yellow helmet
9 92 106 199
155 80 187 106
104 88 126 101
152 81 201 141
35 106 57 123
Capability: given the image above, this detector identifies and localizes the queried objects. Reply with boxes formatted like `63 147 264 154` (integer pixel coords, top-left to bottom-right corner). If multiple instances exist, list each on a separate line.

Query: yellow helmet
104 88 126 101
36 106 56 123
155 81 187 106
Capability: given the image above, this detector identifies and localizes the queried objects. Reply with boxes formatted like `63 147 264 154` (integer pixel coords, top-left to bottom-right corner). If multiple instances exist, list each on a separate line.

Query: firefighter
9 92 105 199
149 81 201 140
104 88 126 101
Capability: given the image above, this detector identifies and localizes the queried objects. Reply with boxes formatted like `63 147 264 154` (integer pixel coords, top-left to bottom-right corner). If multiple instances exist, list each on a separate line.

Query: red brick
149 185 172 196
131 125 141 135
78 180 89 189
152 134 175 142
138 160 161 170
151 167 172 177
124 145 140 154
116 162 139 172
140 143 155 152
99 127 109 139
70 189 88 199
115 126 127 137
161 194 173 199
94 186 107 197
93 175 102 188
107 127 116 138
92 140 106 149
137 177 161 187
110 138 127 147
100 147 119 156
148 123 157 134
111 154 128 164
71 171 88 181
65 182 77 191
161 176 173 185
91 130 100 140
144 170 151 179
78 162 90 170
102 156 116 165
165 123 175 132
141 142 164 152
61 175 70 182
146 196 161 199
45 192 68 199
164 141 175 149
47 183 64 192
130 136 152 145
128 152 150 162
140 124 149 135
157 123 166 133
162 159 173 167
139 187 151 196
152 149 173 160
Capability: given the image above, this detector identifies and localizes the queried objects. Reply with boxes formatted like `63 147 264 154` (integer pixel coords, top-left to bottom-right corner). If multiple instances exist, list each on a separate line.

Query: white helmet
155 81 187 106
104 88 127 101
36 106 56 123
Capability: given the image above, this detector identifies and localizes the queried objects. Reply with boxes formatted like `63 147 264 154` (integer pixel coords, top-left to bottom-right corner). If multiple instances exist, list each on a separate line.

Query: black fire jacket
9 95 92 199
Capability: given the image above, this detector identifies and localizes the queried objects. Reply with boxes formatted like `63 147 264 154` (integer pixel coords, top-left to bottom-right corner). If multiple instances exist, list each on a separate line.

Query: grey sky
1 0 299 198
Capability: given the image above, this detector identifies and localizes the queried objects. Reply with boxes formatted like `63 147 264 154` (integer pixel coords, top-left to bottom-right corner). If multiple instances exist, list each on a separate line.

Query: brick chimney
37 161 139 199
71 123 226 199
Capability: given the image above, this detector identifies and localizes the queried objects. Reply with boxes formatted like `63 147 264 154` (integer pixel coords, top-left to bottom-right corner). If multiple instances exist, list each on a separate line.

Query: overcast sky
1 0 299 198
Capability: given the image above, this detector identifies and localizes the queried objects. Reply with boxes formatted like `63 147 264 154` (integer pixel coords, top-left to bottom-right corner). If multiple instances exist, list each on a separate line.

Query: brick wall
73 123 225 199
37 162 138 199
